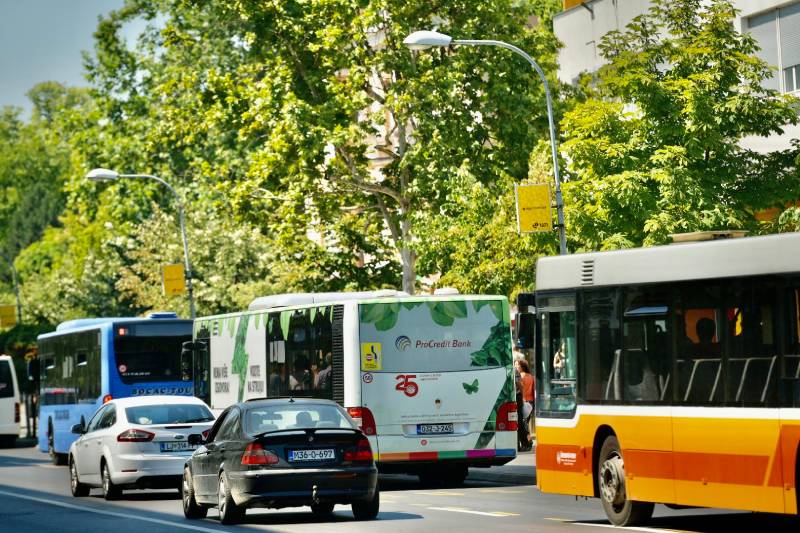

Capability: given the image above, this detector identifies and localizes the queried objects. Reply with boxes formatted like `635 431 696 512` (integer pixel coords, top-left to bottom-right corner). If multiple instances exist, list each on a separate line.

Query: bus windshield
358 299 511 372
114 322 192 383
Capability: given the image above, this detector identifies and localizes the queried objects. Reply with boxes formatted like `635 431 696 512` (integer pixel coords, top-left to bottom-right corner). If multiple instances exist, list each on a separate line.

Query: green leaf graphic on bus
473 300 505 323
232 315 250 402
470 322 512 368
426 300 468 327
360 302 400 331
463 379 479 394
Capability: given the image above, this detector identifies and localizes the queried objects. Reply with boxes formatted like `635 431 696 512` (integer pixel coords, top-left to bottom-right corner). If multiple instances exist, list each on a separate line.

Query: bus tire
597 435 653 527
48 422 66 466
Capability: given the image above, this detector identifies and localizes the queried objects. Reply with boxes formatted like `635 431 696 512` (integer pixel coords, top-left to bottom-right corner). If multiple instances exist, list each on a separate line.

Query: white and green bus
186 290 517 484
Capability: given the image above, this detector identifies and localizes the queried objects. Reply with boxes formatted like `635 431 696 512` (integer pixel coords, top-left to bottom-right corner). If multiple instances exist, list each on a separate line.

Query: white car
68 395 215 499
0 355 21 447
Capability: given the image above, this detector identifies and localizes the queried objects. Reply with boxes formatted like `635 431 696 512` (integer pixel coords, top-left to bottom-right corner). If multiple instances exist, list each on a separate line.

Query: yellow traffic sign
162 264 186 296
0 305 16 327
515 183 553 233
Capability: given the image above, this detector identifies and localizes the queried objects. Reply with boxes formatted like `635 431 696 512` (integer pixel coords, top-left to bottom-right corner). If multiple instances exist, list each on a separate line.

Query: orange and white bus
531 232 800 525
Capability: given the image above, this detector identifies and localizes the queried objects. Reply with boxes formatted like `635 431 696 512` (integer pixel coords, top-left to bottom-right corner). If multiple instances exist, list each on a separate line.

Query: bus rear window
114 322 191 384
0 361 14 398
358 299 511 372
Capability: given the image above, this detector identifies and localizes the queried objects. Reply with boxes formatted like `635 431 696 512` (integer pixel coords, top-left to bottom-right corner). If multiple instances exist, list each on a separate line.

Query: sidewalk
467 446 536 485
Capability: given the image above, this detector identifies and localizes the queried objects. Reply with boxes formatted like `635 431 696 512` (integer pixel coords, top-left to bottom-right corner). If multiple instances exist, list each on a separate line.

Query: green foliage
469 321 512 368
560 0 800 250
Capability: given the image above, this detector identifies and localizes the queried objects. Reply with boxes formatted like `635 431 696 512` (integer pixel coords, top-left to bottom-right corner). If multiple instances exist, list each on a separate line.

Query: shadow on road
568 508 800 532
0 453 49 468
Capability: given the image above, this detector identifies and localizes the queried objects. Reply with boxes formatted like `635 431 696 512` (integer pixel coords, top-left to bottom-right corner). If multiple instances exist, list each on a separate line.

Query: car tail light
242 442 279 465
14 402 19 424
496 402 518 432
102 394 113 404
346 406 377 436
117 429 155 442
344 437 373 463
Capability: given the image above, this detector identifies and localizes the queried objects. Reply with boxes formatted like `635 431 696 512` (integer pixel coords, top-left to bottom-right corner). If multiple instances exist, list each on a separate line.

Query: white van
0 355 21 447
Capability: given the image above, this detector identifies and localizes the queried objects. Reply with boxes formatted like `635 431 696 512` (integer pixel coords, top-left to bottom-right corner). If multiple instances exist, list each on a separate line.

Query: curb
467 467 537 486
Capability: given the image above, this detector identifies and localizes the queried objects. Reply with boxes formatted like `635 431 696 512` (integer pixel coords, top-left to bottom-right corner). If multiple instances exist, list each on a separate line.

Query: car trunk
253 429 368 468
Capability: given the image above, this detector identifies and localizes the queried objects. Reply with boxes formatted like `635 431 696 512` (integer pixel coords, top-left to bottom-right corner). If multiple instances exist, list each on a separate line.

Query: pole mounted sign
163 263 186 296
515 183 553 233
0 304 16 327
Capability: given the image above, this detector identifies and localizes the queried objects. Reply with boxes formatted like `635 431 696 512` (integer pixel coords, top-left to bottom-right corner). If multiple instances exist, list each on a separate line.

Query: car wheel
48 427 66 466
597 435 654 526
352 485 379 521
310 502 335 516
69 457 89 497
217 471 244 524
101 461 121 500
182 467 208 519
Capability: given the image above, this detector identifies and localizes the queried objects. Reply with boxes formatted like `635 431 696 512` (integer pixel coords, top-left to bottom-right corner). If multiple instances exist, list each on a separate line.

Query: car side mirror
70 423 85 435
187 433 205 446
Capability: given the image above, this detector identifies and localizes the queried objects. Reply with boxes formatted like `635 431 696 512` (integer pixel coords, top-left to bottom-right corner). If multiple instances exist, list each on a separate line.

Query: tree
88 0 559 294
560 0 800 251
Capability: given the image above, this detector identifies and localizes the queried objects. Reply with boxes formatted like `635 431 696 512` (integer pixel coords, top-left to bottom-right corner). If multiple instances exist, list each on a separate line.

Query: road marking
427 506 520 517
0 490 222 532
36 464 62 469
478 488 523 494
411 491 465 496
545 517 697 533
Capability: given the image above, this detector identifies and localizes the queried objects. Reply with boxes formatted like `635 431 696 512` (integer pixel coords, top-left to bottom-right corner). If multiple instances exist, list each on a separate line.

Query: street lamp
403 30 568 255
86 168 197 319
2 255 22 325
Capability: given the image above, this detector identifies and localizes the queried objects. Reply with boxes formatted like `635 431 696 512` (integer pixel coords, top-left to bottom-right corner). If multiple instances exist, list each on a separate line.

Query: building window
747 2 800 93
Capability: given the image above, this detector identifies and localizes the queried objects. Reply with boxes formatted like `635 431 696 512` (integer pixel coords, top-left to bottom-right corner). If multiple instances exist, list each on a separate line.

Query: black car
181 398 379 524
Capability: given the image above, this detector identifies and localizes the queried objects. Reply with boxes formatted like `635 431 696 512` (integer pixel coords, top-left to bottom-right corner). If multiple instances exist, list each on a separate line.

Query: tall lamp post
86 168 197 319
2 255 22 325
403 30 567 255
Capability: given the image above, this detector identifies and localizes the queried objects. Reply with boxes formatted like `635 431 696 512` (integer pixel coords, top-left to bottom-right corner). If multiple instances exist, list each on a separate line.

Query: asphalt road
0 443 797 533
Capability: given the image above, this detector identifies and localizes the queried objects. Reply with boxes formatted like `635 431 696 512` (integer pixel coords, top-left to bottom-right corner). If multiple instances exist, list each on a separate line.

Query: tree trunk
400 246 416 294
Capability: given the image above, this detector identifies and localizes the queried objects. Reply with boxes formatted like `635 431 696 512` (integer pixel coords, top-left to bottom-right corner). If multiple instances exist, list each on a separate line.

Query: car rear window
125 404 214 425
245 404 356 435
0 361 14 398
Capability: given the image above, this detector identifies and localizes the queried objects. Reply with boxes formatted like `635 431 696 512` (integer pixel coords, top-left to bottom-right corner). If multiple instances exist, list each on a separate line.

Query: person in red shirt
514 358 535 446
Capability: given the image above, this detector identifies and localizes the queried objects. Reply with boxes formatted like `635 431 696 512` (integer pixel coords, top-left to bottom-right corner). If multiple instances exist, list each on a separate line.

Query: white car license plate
417 423 454 435
288 449 336 462
160 441 196 452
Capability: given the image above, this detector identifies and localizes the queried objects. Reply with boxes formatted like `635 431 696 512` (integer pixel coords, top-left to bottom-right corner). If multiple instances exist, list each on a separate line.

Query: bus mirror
181 341 195 382
27 359 41 383
515 313 536 350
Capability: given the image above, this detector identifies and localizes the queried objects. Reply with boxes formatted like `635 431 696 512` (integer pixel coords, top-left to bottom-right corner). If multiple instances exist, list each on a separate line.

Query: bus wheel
48 425 66 466
597 435 653 526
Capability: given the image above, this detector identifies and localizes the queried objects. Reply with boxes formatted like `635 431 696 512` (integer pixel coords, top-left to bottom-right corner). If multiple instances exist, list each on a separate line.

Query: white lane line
427 506 520 517
545 517 696 533
0 490 222 532
477 488 523 494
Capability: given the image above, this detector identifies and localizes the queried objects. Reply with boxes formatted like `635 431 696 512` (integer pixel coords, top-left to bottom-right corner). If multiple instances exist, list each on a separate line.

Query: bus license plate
160 441 197 452
417 423 454 435
289 449 336 462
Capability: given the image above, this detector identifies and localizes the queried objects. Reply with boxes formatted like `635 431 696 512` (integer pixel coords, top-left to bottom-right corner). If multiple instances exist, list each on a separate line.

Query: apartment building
553 0 800 151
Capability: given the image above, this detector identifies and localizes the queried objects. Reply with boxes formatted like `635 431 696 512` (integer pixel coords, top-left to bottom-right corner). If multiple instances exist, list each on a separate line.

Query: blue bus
35 313 193 464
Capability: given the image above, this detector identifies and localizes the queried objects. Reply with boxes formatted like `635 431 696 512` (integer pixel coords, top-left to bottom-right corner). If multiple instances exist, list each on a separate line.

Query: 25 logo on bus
395 374 419 397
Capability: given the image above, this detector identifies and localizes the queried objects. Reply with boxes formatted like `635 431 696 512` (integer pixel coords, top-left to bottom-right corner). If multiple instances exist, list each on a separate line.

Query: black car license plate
288 449 336 462
417 423 454 435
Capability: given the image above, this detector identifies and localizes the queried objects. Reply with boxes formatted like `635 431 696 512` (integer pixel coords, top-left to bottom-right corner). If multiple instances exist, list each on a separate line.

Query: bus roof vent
433 287 460 295
580 259 595 286
248 290 405 311
146 311 178 319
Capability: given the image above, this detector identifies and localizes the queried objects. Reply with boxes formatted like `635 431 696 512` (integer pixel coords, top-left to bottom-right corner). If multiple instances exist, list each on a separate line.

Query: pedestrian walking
515 358 535 448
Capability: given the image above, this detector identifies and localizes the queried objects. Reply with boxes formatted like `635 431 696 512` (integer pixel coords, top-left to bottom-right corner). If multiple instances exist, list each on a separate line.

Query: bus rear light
102 394 113 404
346 406 377 436
14 402 19 423
496 402 518 432
344 437 373 463
242 442 279 465
117 429 155 442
